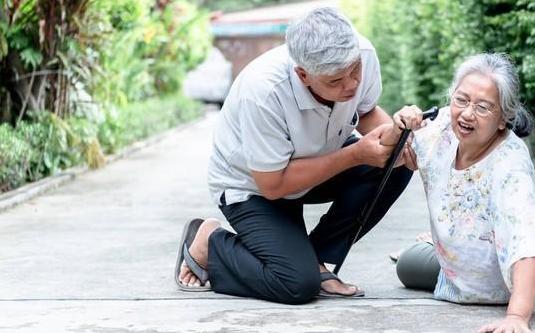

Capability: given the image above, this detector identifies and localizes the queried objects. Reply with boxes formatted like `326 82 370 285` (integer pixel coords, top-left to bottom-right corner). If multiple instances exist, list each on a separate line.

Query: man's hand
350 123 418 170
477 315 532 333
251 119 414 201
349 124 395 168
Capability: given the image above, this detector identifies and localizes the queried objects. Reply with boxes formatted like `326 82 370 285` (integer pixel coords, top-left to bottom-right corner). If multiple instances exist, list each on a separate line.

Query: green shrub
0 124 33 191
98 94 202 154
16 112 87 182
0 0 211 192
92 0 211 106
0 112 84 191
0 94 201 192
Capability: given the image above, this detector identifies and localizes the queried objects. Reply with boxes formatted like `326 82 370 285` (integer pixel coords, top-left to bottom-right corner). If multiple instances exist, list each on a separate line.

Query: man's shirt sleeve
357 50 382 115
239 98 294 172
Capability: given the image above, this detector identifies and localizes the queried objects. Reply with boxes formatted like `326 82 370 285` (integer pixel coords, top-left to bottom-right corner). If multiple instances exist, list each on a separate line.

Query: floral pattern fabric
412 107 535 304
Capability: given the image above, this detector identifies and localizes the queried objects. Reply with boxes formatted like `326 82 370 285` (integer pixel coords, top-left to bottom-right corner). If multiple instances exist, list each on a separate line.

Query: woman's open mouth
458 121 474 135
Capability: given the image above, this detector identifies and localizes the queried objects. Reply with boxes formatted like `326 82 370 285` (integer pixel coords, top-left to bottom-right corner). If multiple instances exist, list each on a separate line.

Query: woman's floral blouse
412 107 535 303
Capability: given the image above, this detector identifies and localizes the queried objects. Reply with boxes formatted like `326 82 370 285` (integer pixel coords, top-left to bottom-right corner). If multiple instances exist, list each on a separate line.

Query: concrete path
0 110 530 332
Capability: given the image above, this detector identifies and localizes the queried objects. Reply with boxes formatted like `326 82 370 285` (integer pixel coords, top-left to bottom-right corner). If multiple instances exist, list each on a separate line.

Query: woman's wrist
506 312 529 322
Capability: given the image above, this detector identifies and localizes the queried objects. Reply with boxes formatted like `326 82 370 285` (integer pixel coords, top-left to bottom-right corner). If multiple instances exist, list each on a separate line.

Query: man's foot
319 265 359 296
178 218 220 287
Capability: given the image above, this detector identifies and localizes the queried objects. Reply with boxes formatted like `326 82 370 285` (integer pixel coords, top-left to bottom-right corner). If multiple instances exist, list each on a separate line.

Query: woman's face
450 72 506 148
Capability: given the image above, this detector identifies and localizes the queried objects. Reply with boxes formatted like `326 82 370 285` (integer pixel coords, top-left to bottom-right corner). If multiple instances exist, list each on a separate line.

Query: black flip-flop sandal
318 271 365 298
175 218 212 292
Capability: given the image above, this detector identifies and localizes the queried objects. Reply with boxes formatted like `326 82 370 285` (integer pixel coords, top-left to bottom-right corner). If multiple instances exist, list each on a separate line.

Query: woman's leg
396 242 440 291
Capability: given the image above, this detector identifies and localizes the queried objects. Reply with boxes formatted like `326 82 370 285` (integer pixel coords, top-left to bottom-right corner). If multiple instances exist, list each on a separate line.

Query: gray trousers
396 242 441 291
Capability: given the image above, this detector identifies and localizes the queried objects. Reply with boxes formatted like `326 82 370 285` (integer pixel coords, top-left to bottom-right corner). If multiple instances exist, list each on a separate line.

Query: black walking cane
332 106 439 275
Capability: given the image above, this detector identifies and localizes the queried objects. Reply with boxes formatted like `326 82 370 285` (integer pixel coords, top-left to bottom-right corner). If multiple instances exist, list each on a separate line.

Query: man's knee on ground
271 269 321 305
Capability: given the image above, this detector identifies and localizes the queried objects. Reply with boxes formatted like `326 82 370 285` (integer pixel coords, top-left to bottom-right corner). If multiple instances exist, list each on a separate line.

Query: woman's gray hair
448 53 533 137
285 7 360 76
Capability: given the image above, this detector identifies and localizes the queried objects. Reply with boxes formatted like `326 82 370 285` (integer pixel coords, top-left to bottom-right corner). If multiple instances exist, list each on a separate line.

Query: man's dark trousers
207 152 413 304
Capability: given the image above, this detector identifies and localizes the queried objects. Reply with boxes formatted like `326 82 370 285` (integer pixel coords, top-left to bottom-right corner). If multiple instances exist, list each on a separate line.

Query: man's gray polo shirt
208 35 382 205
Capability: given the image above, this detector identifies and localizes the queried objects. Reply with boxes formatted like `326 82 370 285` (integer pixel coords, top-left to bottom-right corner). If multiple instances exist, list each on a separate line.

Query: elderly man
176 7 412 304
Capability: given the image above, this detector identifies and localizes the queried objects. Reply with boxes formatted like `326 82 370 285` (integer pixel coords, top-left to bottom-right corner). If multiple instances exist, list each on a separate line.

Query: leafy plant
98 94 202 154
0 0 211 192
0 123 33 191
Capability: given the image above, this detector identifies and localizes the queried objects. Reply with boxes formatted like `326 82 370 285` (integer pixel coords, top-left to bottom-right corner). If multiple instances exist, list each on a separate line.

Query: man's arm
356 106 392 135
252 123 394 200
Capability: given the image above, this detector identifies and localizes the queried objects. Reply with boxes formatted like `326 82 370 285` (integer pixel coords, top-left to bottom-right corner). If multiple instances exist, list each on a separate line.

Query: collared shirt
208 36 382 205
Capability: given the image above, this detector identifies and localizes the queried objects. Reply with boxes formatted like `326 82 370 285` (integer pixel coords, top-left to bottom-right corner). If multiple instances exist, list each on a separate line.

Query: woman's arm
507 258 535 322
478 257 535 332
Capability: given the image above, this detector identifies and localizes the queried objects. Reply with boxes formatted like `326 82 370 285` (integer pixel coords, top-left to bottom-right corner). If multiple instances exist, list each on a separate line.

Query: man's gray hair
285 7 360 76
448 53 533 137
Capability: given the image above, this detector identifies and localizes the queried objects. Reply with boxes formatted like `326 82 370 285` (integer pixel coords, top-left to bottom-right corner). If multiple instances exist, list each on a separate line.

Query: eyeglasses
452 95 495 117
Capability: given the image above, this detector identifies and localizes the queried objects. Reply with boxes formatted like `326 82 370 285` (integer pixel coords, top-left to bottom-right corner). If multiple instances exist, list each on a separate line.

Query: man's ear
294 66 311 86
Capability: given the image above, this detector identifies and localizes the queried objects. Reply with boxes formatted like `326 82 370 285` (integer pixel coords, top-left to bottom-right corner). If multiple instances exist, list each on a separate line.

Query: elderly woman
381 53 535 332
